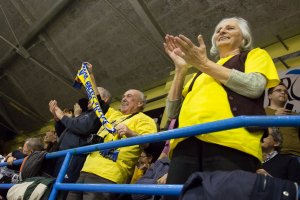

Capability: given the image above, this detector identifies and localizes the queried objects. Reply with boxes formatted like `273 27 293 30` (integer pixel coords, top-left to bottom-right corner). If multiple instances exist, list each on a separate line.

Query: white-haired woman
164 17 280 192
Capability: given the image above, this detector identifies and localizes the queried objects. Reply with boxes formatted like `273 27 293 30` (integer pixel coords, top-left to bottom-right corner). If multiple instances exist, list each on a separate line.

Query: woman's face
213 19 244 52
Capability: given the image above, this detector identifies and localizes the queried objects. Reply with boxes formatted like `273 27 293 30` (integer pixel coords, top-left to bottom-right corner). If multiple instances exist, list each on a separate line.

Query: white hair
210 17 253 57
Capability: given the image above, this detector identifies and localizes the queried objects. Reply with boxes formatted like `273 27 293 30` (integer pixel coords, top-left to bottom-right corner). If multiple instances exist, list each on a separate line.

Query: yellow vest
170 48 280 161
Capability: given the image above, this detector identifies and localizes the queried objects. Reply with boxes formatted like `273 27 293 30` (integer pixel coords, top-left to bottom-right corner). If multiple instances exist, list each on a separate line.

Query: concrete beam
0 0 73 69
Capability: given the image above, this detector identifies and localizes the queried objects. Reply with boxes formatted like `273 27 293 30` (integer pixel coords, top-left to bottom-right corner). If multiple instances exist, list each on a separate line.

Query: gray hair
210 17 253 57
128 89 146 111
137 90 147 111
25 137 44 152
269 127 283 151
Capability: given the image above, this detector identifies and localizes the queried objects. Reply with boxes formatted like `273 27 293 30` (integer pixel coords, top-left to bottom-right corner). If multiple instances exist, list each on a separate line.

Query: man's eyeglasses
272 89 288 94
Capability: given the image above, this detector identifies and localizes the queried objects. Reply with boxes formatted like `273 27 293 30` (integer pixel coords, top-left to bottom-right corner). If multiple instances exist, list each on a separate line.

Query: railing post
48 152 72 200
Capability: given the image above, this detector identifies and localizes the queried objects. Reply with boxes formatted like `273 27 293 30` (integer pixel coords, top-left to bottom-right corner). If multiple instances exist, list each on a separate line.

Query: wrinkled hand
174 34 209 69
164 34 189 72
116 123 134 138
275 108 292 115
157 173 168 184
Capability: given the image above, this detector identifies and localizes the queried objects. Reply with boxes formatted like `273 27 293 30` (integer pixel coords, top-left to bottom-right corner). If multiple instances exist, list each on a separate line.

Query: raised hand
174 34 209 69
49 100 57 114
85 62 93 73
164 34 189 71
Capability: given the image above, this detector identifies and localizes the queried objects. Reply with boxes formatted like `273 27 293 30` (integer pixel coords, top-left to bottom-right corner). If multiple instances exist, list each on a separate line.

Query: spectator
257 127 300 184
55 100 87 137
4 138 43 171
0 138 43 199
130 141 166 184
163 16 279 198
265 82 300 157
48 86 111 184
67 87 157 200
43 131 58 152
131 142 169 200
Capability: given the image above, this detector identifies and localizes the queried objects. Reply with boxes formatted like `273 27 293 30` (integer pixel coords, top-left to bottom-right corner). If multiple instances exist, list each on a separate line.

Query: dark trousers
66 172 118 200
55 154 87 200
165 137 260 200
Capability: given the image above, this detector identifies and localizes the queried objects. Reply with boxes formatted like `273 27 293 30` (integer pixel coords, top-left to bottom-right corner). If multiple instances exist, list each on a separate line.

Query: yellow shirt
170 48 280 161
82 108 157 183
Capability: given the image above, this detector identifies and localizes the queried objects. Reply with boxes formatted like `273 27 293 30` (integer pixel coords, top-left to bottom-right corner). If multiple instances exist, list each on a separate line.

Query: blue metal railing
0 115 300 199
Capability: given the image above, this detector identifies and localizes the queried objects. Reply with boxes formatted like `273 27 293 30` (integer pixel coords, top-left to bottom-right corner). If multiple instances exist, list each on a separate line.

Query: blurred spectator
131 142 169 200
0 138 43 199
130 141 166 184
265 82 300 157
43 131 58 152
49 87 111 184
257 127 300 184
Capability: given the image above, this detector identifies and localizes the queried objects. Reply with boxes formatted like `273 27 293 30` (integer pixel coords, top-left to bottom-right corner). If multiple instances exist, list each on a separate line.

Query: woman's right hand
164 34 189 72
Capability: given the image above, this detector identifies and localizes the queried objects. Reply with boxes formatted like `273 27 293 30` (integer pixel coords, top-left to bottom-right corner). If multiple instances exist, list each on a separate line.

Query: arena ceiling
0 0 300 141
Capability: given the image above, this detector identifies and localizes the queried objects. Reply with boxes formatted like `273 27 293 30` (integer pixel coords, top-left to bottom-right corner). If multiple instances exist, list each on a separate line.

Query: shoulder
248 48 270 57
136 112 155 122
265 107 276 115
106 107 122 119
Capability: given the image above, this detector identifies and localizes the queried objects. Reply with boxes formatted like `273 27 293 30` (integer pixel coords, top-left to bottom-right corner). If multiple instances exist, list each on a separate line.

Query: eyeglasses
272 89 288 94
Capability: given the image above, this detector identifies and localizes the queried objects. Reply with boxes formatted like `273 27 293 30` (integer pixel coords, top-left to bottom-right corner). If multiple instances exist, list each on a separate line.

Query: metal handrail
0 115 299 199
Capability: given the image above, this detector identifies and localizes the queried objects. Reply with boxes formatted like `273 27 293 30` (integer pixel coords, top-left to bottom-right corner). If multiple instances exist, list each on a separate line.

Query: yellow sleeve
130 167 145 183
245 48 280 88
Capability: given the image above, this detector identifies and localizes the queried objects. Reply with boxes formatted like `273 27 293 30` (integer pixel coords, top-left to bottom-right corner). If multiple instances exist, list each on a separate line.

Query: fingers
116 124 126 137
178 34 194 47
174 48 185 58
197 34 206 48
164 34 177 52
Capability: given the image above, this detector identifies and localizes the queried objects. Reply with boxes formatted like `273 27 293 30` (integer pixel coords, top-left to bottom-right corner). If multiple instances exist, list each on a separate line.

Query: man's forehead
124 89 138 96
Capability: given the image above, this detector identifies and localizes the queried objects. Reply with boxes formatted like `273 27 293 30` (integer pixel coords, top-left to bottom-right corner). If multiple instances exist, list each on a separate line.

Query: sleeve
224 70 267 98
287 157 300 184
165 98 182 119
245 48 280 88
134 116 157 136
60 111 100 136
55 120 66 137
97 94 110 115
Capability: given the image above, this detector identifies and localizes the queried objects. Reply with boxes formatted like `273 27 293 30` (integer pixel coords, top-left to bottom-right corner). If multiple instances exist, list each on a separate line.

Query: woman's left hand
174 34 209 69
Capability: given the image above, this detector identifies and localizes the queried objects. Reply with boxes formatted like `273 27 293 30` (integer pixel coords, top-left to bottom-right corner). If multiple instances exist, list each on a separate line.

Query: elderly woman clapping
164 17 280 191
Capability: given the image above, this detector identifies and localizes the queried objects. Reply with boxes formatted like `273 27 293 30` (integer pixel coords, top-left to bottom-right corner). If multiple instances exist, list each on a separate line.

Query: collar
263 150 278 163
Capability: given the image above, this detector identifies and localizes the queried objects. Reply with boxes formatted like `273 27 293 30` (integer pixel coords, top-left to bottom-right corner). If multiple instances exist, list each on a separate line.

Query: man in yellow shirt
67 88 157 200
